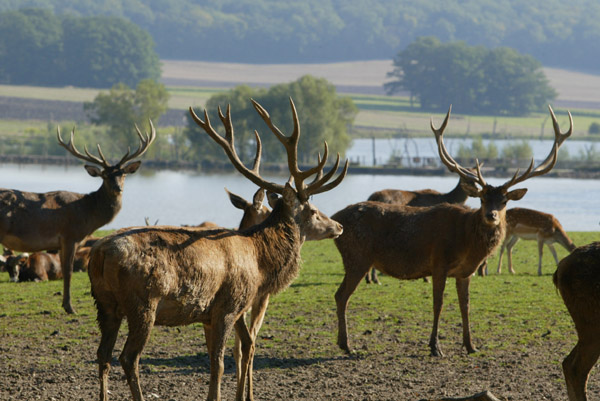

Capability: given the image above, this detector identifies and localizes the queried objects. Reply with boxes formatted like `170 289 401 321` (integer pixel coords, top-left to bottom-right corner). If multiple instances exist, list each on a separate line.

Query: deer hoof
63 303 76 314
429 344 444 357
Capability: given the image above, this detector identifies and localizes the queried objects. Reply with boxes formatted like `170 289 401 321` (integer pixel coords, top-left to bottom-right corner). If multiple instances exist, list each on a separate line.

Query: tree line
1 0 599 72
0 8 160 88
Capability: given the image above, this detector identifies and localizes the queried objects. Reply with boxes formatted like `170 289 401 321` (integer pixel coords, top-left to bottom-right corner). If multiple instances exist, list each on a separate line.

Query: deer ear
282 183 297 207
507 188 527 201
84 165 102 177
227 189 249 210
266 191 279 208
123 161 142 174
460 180 481 197
252 188 265 208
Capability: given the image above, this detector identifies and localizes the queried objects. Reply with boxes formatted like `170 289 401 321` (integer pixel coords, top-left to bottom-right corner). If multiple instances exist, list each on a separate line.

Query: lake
1 163 599 232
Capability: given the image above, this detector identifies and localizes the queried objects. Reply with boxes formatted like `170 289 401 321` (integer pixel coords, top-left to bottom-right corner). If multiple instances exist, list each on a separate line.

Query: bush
588 122 600 134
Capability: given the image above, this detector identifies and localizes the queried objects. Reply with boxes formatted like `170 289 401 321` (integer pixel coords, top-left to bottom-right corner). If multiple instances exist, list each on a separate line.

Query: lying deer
554 242 600 401
88 98 347 401
333 105 571 357
494 207 576 275
365 176 478 284
5 249 61 282
0 125 154 313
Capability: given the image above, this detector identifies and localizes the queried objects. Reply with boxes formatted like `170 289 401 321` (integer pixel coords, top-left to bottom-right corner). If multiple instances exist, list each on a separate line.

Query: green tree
0 8 63 85
386 37 556 116
185 75 357 165
501 141 533 161
61 15 160 88
84 79 169 152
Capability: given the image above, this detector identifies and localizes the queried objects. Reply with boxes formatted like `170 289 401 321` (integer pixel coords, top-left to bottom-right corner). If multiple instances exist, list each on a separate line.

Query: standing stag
88 98 347 401
0 125 155 313
554 242 600 401
494 207 575 275
333 105 571 356
365 175 478 284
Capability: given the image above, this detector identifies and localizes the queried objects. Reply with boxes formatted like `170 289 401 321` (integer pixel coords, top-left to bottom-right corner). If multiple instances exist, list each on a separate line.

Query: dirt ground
0 304 596 401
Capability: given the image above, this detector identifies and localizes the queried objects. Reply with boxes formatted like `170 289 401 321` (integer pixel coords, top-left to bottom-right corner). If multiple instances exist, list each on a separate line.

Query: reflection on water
0 163 598 231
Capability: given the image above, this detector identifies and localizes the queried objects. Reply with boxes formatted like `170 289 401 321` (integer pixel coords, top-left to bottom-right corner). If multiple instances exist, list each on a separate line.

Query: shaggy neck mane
467 208 506 267
249 200 302 295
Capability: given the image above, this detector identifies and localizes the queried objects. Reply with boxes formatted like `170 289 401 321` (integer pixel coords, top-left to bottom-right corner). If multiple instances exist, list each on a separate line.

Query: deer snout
330 221 343 238
485 210 500 225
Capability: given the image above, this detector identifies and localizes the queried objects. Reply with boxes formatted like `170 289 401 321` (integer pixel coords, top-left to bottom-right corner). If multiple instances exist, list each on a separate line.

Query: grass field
0 231 596 399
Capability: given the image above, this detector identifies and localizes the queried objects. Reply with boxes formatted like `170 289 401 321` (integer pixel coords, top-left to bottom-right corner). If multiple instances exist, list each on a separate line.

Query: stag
333 105 571 356
494 207 576 275
554 242 600 401
0 125 155 313
88 98 347 401
365 176 478 284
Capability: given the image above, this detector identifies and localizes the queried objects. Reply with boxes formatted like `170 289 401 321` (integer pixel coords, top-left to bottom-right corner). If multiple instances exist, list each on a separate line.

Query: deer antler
57 127 110 168
501 105 572 189
57 121 156 168
430 106 486 187
117 120 157 166
190 98 347 200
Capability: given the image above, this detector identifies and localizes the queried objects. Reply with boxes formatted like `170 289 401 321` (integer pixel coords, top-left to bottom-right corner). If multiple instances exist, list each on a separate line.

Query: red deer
494 207 576 275
333 105 570 357
553 242 600 401
5 249 62 282
88 98 347 401
0 125 155 313
365 176 478 284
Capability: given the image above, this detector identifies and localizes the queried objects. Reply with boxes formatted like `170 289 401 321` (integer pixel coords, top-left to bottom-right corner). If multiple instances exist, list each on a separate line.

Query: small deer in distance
88 98 347 401
0 124 155 313
493 207 576 275
332 105 571 357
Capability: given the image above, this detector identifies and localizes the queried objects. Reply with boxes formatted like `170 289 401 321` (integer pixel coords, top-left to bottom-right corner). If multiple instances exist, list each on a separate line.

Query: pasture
0 232 595 400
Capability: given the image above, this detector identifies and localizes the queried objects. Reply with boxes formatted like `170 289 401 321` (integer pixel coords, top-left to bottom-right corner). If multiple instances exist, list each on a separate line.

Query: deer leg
335 268 367 353
537 237 544 276
496 242 507 274
563 334 600 401
429 273 447 357
234 318 253 401
119 300 158 401
207 315 236 401
59 241 77 314
96 300 123 401
244 295 269 401
548 243 560 265
506 237 519 274
456 276 477 354
204 324 214 358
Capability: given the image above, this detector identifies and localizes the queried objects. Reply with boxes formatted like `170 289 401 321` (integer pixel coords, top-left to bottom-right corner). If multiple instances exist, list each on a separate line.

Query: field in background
3 61 600 138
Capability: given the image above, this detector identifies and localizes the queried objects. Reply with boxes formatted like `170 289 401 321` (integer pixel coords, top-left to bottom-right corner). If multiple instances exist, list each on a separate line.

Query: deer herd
0 99 597 401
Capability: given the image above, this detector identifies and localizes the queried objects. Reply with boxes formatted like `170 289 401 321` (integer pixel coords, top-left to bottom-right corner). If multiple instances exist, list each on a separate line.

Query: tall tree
386 37 556 116
185 75 357 164
84 79 168 153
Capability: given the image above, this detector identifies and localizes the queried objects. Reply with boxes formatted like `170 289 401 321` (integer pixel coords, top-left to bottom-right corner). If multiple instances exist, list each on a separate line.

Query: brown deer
365 176 478 284
333 105 571 357
494 207 576 275
87 98 347 401
554 242 600 401
0 124 155 313
5 250 62 282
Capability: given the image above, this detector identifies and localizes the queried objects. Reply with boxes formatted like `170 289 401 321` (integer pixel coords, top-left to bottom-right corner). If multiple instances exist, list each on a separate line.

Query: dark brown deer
0 124 155 313
88 98 347 401
553 242 600 401
494 207 576 275
333 105 571 357
365 176 478 284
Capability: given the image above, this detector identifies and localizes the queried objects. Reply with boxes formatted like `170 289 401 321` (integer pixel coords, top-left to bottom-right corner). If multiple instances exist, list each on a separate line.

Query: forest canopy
0 0 599 72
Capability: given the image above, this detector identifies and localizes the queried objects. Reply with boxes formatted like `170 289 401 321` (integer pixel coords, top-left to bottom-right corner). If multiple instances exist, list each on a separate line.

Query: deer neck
466 208 507 266
445 180 469 204
251 203 303 296
84 182 124 228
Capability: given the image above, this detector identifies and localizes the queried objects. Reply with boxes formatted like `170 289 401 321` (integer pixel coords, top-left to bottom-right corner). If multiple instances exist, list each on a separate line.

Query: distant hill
1 1 599 72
